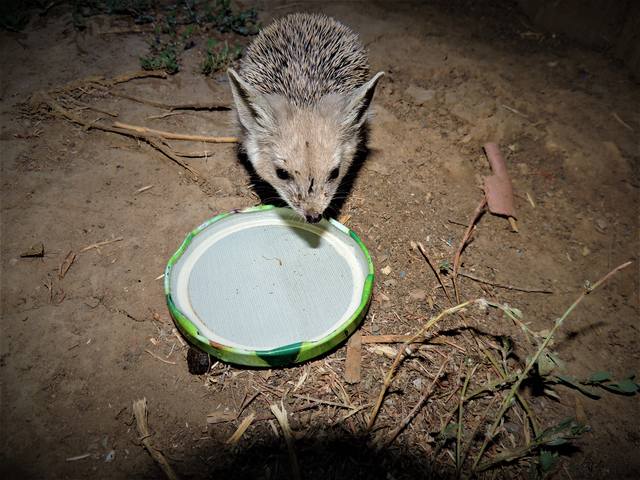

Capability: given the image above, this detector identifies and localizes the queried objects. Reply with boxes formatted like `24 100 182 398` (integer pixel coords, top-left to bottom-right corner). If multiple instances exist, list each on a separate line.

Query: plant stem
366 300 474 431
470 261 632 474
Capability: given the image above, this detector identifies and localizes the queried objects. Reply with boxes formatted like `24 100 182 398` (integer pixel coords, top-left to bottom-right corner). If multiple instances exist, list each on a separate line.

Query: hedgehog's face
228 69 383 222
253 107 359 222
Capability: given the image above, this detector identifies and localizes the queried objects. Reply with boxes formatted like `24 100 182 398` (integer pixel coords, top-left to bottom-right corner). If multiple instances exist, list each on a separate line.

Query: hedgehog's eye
328 167 340 181
276 168 291 180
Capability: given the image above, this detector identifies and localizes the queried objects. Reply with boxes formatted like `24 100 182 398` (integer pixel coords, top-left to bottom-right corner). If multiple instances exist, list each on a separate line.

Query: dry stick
470 261 633 474
362 335 467 353
366 301 474 431
113 121 238 143
110 91 231 111
270 402 301 480
456 364 479 476
482 347 540 438
226 412 256 445
79 237 124 253
459 395 499 470
172 148 216 158
453 198 487 304
43 96 202 178
291 393 354 410
612 112 634 132
458 271 553 294
383 360 449 447
132 398 180 480
417 241 453 305
110 70 168 85
145 349 177 365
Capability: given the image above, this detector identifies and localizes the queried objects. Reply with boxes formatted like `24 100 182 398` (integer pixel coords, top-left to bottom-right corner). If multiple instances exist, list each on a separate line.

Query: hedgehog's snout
305 213 322 223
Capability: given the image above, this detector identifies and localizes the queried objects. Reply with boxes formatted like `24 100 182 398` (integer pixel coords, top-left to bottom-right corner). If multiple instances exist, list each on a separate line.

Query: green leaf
538 350 562 376
539 449 558 473
442 423 458 439
555 374 601 399
545 437 568 446
605 378 639 394
588 371 612 383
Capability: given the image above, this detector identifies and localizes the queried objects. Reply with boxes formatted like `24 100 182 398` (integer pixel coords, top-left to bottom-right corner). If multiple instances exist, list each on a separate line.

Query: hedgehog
227 13 383 223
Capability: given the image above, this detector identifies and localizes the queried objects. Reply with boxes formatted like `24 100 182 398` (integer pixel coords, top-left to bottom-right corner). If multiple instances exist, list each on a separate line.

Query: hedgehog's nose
305 213 322 223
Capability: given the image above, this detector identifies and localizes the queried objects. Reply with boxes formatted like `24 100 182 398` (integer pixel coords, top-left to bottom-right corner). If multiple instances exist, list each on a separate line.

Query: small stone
20 242 44 258
381 265 392 276
187 347 211 375
581 246 591 256
595 218 608 232
405 85 437 106
409 289 427 301
378 292 390 302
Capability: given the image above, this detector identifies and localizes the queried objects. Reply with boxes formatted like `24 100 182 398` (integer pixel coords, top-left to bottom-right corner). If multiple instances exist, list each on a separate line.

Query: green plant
201 39 242 75
203 0 259 35
141 42 179 74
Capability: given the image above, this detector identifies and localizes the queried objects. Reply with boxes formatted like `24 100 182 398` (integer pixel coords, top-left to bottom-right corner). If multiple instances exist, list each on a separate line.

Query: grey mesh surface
170 209 367 351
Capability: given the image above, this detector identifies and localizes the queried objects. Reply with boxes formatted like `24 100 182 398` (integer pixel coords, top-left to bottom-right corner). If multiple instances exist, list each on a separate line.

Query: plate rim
164 205 374 367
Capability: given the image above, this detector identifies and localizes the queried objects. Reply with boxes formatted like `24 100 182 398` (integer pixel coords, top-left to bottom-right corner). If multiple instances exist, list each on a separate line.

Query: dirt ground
1 1 639 479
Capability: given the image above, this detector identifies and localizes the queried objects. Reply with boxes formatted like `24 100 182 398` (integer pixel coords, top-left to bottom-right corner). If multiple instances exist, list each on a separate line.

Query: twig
458 271 553 294
501 104 530 120
79 237 123 253
453 199 486 303
110 70 167 85
459 395 499 470
416 241 453 305
110 91 230 111
366 300 474 431
612 112 634 132
66 96 118 117
226 412 256 445
383 360 449 447
40 95 203 178
58 251 76 279
470 261 633 473
482 348 540 437
113 122 238 143
270 402 301 480
145 349 177 365
132 398 180 480
291 394 354 410
362 335 466 352
66 453 91 461
456 364 478 476
135 185 154 195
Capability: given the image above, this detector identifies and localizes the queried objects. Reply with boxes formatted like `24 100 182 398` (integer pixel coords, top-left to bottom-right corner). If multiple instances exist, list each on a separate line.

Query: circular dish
165 205 374 367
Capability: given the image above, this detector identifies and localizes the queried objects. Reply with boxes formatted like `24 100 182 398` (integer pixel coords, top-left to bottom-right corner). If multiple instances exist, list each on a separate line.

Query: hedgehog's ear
227 68 276 133
341 71 384 131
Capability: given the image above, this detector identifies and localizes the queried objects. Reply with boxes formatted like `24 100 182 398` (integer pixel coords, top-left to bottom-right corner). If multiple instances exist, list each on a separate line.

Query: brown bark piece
344 330 362 384
483 142 517 219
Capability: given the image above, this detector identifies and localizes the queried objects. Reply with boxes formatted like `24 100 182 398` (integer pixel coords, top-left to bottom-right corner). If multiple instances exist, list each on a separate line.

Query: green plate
165 205 374 367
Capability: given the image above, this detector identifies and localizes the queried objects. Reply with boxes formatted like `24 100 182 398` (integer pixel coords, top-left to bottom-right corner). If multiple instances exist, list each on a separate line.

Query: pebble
381 265 392 276
595 218 608 232
405 84 437 106
409 289 427 301
378 292 390 302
